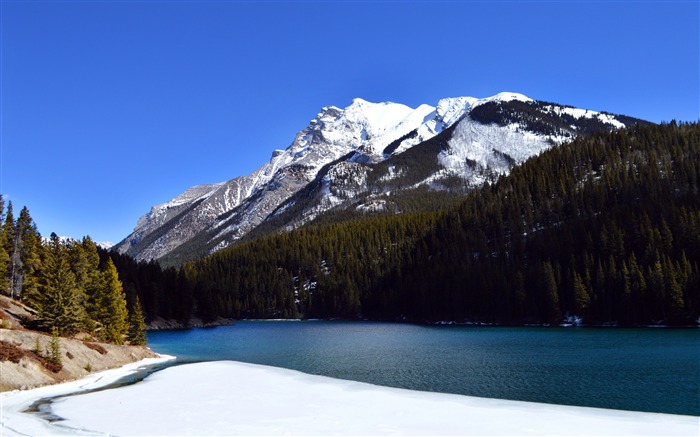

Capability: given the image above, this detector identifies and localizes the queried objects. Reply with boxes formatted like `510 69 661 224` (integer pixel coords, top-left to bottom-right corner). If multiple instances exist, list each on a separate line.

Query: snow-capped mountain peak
476 91 533 105
435 97 477 126
115 93 645 263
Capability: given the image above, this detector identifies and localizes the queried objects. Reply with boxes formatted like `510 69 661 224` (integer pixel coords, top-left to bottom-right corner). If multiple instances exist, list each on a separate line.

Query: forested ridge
127 121 698 326
4 122 699 328
391 121 700 325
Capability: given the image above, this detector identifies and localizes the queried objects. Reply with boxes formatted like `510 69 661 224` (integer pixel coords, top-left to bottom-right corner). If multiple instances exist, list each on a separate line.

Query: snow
440 116 558 181
0 355 175 437
436 96 478 127
472 91 534 107
3 360 697 436
342 99 434 155
542 104 626 129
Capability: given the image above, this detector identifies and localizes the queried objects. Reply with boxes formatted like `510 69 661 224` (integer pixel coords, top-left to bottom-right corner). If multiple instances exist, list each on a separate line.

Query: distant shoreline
146 316 700 330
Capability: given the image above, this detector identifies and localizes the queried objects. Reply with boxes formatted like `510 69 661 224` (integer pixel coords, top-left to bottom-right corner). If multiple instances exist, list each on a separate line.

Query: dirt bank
0 295 160 392
0 329 160 391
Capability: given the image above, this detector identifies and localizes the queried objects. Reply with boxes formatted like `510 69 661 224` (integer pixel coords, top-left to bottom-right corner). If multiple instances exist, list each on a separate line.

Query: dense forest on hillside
0 205 146 344
110 122 699 326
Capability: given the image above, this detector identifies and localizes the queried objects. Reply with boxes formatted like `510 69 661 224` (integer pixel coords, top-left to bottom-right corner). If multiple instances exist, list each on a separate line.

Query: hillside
114 122 699 327
0 295 158 391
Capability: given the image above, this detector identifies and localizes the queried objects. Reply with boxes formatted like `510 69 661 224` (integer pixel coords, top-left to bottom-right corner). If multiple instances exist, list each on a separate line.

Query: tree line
0 205 146 345
113 121 699 326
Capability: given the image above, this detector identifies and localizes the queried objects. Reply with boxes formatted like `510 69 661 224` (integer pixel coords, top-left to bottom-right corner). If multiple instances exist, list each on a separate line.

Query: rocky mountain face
114 92 647 264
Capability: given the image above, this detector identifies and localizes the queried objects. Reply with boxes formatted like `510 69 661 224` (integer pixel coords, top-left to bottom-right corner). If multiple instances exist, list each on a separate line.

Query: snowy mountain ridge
114 92 645 263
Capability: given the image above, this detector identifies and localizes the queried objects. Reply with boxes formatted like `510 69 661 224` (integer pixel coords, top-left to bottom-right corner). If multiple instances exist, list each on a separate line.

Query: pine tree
19 216 42 303
663 257 685 320
97 258 129 344
69 237 101 331
3 201 20 298
35 233 85 334
0 196 9 294
572 271 591 316
127 295 147 346
542 261 561 324
48 327 62 366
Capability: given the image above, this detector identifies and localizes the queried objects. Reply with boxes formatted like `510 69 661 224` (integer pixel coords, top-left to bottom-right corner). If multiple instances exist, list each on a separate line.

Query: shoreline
150 317 700 329
0 354 176 436
2 357 698 436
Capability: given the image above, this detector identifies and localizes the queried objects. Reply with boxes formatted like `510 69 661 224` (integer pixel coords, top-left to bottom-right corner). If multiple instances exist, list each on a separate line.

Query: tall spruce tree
542 261 562 323
0 196 9 294
34 233 85 334
127 295 147 346
572 271 591 316
97 258 129 344
19 212 42 302
68 237 102 331
3 201 17 297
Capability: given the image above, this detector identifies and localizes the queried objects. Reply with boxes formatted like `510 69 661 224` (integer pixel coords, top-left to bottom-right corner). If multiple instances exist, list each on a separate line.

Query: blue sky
2 0 698 244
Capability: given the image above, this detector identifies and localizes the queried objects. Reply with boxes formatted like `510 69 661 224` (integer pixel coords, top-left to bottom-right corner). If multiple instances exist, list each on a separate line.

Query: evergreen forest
114 122 700 326
3 122 699 328
0 205 146 344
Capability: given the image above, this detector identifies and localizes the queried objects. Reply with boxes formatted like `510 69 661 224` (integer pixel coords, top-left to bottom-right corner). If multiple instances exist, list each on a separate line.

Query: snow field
0 355 176 436
7 360 694 436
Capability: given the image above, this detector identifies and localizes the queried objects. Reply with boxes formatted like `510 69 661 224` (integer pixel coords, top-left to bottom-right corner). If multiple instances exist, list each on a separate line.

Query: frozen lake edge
2 358 698 436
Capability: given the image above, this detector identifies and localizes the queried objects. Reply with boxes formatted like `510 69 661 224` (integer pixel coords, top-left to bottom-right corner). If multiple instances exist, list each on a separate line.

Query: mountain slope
115 93 647 264
176 122 699 326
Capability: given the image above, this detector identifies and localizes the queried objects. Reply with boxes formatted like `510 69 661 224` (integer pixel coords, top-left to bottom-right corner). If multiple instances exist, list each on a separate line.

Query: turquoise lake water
146 321 699 416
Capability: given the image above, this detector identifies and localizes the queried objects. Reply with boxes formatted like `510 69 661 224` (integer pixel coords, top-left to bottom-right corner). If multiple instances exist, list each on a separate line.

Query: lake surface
147 321 699 416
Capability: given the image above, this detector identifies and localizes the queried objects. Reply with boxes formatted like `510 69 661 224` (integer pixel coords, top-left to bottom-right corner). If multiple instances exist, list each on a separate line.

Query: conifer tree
69 237 102 331
48 327 62 366
542 261 561 323
2 201 14 256
663 257 685 319
3 201 20 298
0 196 9 294
572 271 591 316
127 295 147 346
97 258 129 344
34 233 85 334
18 212 42 303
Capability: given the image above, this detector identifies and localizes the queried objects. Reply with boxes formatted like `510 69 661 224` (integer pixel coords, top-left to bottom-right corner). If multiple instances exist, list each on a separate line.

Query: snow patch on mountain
442 119 556 180
541 104 626 129
363 103 436 155
383 97 476 157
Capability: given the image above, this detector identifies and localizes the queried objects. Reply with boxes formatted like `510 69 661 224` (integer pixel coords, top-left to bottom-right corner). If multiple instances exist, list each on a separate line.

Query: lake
147 321 699 416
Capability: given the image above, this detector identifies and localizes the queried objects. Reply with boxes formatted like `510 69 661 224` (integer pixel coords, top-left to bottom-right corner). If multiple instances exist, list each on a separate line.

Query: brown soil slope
0 295 159 391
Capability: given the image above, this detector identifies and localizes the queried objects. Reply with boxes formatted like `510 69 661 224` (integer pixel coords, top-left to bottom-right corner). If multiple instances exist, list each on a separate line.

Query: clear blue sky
2 0 698 244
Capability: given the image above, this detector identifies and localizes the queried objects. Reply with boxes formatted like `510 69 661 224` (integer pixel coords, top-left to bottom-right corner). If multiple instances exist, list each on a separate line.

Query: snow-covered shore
0 355 175 436
3 359 698 436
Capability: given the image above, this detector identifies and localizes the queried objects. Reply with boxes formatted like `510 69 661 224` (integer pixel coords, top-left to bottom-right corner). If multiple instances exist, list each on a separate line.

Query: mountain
123 121 699 327
114 93 648 264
